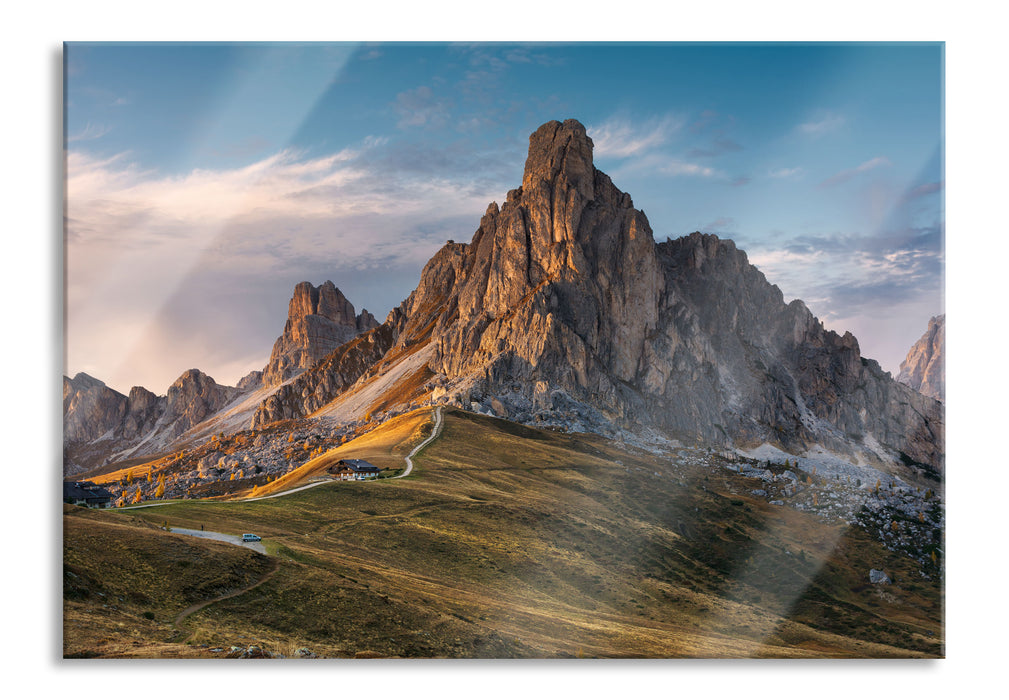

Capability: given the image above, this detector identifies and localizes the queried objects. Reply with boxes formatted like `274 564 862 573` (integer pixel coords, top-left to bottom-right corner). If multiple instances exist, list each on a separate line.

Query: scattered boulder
869 568 892 585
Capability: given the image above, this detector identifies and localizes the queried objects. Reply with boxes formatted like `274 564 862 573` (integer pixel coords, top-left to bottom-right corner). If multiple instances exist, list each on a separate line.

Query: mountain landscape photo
62 42 945 660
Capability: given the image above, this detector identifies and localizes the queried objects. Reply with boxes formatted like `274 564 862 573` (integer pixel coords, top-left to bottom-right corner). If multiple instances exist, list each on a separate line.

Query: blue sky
65 42 943 393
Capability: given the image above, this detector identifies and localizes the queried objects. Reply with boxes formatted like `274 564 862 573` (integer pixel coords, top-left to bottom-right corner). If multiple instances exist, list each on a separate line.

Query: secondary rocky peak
263 281 379 386
897 314 944 402
289 280 357 328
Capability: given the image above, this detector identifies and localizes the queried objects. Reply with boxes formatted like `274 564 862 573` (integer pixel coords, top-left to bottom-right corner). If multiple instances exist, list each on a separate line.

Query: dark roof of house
334 459 381 472
63 481 113 501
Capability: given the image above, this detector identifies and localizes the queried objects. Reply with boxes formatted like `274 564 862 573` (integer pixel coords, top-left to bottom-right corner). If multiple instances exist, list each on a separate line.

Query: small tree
155 474 165 499
132 489 143 504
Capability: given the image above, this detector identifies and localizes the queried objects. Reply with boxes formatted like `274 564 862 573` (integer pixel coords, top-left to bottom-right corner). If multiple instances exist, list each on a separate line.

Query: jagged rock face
63 373 128 443
897 315 944 402
236 370 264 392
262 281 379 386
164 369 238 438
383 119 943 471
121 386 165 440
251 325 395 428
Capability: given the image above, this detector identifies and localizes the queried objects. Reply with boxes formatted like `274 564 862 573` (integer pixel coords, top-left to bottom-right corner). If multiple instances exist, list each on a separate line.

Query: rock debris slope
252 119 943 473
896 314 944 402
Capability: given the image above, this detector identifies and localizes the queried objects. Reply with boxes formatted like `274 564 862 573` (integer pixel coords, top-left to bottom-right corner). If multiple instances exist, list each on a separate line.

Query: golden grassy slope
66 409 943 658
247 407 434 498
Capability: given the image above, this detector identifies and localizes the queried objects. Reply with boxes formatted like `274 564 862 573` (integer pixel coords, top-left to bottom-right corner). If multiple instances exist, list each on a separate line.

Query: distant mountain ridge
63 369 239 474
897 314 944 402
64 119 944 477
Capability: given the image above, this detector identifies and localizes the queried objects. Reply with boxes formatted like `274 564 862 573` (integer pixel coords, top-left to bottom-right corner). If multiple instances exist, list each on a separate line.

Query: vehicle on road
241 533 261 542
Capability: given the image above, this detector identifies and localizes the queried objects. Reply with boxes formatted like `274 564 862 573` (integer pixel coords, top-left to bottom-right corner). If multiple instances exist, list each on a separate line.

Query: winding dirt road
398 405 442 479
172 559 280 640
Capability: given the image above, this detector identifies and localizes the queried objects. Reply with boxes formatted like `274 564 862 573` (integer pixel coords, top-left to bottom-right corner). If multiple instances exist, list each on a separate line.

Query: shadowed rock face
897 315 944 402
261 281 379 386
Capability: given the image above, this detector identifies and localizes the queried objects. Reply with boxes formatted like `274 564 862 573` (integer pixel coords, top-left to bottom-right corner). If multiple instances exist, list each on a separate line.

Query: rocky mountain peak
262 281 379 386
897 314 944 402
521 119 596 201
289 280 357 328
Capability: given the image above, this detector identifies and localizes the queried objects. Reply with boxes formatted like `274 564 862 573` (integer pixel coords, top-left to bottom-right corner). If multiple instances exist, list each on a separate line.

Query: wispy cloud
901 180 944 203
768 166 803 179
394 86 452 129
819 157 891 188
657 160 718 178
703 217 736 233
686 137 743 159
797 112 846 136
68 122 111 142
589 115 683 159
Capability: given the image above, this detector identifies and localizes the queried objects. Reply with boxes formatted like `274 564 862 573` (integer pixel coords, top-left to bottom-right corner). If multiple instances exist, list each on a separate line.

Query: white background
3 1 1001 696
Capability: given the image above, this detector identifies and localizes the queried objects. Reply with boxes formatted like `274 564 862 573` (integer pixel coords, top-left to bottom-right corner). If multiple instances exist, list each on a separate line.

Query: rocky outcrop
236 370 263 392
163 369 239 438
261 281 379 386
121 386 165 440
64 373 129 444
375 119 943 471
897 315 944 402
251 324 396 428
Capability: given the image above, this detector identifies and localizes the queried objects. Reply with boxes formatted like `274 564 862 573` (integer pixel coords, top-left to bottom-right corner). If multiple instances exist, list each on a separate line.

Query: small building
63 481 113 508
327 459 382 481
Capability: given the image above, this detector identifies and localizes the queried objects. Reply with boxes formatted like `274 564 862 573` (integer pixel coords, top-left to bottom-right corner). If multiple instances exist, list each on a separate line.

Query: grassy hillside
63 504 274 658
66 408 943 658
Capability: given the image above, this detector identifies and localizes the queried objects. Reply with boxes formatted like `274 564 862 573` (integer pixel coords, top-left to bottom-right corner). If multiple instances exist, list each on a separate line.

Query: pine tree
155 474 165 499
132 489 142 504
